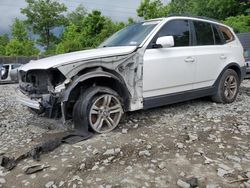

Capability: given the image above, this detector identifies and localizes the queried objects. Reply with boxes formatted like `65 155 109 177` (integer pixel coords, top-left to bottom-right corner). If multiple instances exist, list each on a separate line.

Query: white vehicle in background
0 64 22 84
17 16 246 134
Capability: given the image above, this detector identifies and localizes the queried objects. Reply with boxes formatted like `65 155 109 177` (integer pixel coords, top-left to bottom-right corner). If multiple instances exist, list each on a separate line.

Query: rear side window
218 26 234 43
212 25 224 45
156 20 190 47
193 21 214 45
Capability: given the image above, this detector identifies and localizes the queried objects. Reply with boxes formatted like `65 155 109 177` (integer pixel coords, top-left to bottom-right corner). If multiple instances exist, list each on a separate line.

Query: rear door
191 21 228 89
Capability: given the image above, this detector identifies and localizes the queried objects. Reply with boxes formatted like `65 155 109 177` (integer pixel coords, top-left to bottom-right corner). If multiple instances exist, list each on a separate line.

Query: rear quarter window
218 26 234 43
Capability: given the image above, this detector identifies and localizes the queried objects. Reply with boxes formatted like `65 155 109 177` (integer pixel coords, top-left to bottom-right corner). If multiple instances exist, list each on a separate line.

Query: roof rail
167 14 221 23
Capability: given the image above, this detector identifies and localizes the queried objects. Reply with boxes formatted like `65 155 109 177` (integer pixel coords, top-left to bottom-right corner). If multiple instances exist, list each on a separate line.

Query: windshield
99 21 160 47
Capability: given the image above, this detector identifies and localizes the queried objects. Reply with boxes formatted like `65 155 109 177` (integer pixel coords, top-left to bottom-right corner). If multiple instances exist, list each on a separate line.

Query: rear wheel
211 69 239 103
73 87 123 134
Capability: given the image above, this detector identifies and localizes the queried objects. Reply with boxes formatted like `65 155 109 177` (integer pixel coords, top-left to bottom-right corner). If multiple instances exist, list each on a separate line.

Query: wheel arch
62 69 131 119
214 63 243 88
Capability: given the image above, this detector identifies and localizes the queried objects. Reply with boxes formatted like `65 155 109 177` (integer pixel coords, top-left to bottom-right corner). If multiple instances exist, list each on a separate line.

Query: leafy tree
56 10 125 54
224 15 250 33
137 0 169 19
56 23 82 53
0 34 9 55
128 17 136 25
67 4 87 27
5 19 39 56
0 34 9 46
168 0 193 15
21 0 67 50
11 18 29 41
0 46 5 55
5 39 39 56
137 0 250 21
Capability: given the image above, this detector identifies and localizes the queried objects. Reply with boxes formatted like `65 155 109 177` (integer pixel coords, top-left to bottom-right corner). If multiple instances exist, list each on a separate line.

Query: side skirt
143 87 216 110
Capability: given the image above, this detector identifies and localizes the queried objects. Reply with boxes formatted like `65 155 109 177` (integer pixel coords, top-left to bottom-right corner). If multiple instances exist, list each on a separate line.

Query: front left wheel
73 87 123 134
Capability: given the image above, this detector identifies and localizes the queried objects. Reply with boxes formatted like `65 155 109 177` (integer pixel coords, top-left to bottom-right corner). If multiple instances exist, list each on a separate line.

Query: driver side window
148 19 191 48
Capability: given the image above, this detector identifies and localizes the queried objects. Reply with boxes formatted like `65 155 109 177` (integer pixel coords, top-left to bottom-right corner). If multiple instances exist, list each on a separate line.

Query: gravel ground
0 81 250 188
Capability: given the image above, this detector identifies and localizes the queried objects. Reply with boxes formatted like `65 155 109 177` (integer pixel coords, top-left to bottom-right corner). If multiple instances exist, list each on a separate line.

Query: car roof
147 15 231 30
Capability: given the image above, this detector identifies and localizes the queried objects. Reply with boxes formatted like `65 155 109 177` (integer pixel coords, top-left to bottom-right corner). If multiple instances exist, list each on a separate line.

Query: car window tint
193 21 214 45
218 26 234 43
157 20 190 47
212 25 223 45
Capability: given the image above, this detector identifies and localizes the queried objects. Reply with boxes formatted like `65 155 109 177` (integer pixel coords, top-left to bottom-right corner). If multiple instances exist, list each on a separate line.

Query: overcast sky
0 0 170 35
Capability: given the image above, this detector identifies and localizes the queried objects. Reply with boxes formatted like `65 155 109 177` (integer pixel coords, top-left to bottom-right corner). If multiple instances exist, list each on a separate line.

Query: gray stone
227 155 241 163
45 181 55 188
177 179 190 188
122 129 128 134
186 177 198 188
217 168 229 177
244 182 250 188
245 171 250 178
103 149 115 155
206 184 219 188
176 143 184 149
0 178 6 184
139 150 151 157
158 162 167 169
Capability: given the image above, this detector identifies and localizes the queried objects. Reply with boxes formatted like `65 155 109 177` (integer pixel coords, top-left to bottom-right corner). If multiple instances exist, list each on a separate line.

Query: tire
211 69 240 103
73 86 124 134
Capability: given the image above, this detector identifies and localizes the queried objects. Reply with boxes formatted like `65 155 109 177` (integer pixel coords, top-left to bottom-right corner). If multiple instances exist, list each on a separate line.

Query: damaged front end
17 46 145 124
18 69 67 118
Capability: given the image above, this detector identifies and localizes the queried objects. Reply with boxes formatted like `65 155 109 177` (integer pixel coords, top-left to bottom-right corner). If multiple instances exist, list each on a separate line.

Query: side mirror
156 36 174 48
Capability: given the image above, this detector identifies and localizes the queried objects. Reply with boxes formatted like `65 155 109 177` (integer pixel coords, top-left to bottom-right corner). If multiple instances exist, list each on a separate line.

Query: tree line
0 0 249 56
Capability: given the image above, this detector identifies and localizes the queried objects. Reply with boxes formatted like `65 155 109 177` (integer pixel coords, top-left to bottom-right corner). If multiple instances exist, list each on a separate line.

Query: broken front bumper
16 89 41 110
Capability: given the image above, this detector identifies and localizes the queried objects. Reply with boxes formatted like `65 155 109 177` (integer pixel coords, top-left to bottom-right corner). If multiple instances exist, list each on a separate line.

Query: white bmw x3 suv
18 16 246 134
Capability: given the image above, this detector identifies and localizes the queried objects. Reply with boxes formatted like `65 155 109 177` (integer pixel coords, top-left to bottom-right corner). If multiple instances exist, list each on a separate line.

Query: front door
143 19 196 98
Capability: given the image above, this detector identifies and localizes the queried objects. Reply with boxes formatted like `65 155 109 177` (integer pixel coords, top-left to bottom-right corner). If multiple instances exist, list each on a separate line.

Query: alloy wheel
89 94 123 133
224 75 237 100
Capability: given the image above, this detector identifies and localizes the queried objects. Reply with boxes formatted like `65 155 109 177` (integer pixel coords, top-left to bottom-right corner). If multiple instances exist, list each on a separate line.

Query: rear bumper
16 89 41 110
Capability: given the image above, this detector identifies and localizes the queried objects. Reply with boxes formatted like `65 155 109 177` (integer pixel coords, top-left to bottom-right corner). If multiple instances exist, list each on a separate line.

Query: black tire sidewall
73 87 123 133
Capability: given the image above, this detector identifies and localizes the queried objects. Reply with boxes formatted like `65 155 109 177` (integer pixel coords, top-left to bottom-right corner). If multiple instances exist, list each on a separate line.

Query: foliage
5 39 39 56
67 4 87 27
168 0 193 15
11 18 28 41
5 18 39 56
137 0 250 32
189 0 248 20
0 34 10 55
137 0 169 20
56 10 125 54
0 34 10 46
21 0 67 50
1 0 249 57
224 15 250 33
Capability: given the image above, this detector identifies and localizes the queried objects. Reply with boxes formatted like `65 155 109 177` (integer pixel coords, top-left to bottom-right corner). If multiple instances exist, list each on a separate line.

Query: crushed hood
20 46 137 72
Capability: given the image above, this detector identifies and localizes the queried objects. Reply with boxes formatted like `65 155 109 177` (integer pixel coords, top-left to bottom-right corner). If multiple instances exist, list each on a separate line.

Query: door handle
220 55 227 60
185 57 195 63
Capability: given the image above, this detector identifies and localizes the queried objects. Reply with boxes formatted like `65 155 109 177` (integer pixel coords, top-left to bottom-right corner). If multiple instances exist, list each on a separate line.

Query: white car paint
143 46 196 98
142 16 245 98
20 46 137 72
18 16 245 113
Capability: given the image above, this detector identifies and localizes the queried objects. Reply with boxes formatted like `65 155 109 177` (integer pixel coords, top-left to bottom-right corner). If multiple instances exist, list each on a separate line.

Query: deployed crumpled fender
58 49 144 112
